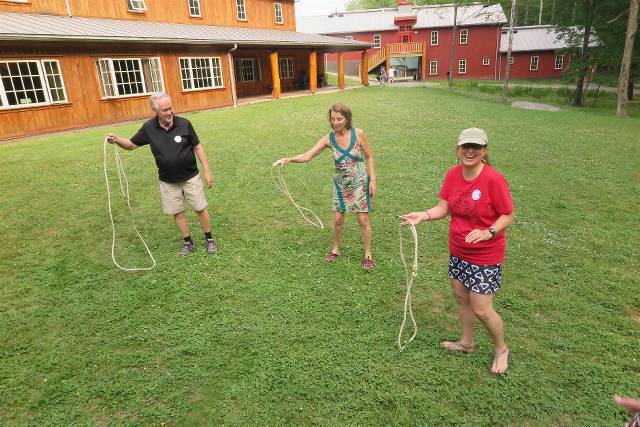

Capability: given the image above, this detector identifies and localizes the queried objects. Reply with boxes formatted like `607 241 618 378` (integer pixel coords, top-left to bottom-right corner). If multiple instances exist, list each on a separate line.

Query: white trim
345 35 353 40
430 30 438 46
373 34 381 48
458 59 467 74
0 59 68 109
429 60 437 76
237 58 260 83
554 55 564 70
236 0 247 21
459 28 468 45
509 56 514 65
96 57 164 99
274 2 283 25
530 55 539 71
127 0 147 13
188 0 201 17
482 57 490 66
178 56 224 91
278 57 294 79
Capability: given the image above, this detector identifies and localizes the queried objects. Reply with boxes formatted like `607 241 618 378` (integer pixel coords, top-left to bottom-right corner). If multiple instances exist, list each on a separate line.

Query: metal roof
0 11 370 50
296 3 507 35
499 25 567 52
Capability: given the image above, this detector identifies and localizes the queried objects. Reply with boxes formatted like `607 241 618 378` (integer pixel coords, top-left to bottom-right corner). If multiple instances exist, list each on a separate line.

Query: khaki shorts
159 174 208 215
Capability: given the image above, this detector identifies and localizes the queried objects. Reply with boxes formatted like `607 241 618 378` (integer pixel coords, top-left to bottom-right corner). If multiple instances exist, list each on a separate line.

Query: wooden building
0 0 370 139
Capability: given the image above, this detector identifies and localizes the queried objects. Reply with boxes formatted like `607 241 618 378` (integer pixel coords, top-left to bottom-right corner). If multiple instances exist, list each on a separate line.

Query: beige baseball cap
457 128 488 146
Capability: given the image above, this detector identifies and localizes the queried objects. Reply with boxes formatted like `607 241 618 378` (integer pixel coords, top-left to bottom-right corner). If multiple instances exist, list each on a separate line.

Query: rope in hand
103 137 156 271
271 161 324 229
397 219 419 352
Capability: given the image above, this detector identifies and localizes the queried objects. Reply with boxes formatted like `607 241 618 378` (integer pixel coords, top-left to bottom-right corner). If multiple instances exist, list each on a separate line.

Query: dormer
397 0 413 16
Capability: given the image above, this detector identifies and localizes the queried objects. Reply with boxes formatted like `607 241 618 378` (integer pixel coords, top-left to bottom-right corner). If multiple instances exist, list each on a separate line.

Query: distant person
106 92 217 256
379 66 387 86
276 103 376 270
388 66 396 84
401 128 515 375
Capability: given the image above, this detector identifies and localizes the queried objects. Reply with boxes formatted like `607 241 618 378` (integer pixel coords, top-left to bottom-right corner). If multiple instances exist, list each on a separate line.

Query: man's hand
106 134 118 144
204 171 214 188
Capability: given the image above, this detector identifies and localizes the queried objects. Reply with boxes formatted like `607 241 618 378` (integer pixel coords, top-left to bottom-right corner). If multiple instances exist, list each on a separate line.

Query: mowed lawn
1 86 638 425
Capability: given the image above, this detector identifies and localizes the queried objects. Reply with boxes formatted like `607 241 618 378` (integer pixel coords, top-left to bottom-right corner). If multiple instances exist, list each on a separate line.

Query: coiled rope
397 220 419 351
271 162 324 229
103 137 156 271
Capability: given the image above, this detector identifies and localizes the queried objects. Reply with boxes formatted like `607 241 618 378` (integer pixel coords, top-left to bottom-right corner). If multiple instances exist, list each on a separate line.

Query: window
431 31 439 46
236 0 246 20
127 0 147 12
179 57 223 91
402 35 410 43
345 35 353 40
0 59 67 109
274 2 283 24
530 55 539 71
429 60 438 76
509 56 514 65
459 29 468 44
236 58 260 83
554 55 564 70
399 25 412 32
96 57 163 98
458 59 467 74
279 57 294 79
482 58 490 66
373 34 381 49
188 0 201 17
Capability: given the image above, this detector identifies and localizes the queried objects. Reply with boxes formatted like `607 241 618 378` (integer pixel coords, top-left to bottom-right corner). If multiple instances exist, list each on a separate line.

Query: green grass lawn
1 86 639 425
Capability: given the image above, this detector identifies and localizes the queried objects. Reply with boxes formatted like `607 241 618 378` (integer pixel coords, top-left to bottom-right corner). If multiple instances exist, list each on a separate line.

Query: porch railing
367 42 425 72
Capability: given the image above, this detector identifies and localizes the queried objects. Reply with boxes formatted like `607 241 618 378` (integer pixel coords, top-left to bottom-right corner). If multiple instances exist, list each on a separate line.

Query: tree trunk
617 0 639 117
503 0 518 103
448 3 458 91
574 0 595 107
550 0 555 23
539 0 544 25
523 0 529 24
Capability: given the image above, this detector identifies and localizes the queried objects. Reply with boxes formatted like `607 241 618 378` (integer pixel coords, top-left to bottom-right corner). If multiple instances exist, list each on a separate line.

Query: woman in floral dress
277 103 376 270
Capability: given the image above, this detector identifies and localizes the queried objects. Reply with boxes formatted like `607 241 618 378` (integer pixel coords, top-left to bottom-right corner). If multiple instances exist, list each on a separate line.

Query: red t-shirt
438 164 514 265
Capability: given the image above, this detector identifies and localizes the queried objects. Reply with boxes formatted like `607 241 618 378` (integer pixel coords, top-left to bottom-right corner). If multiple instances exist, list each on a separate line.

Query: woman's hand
275 157 289 167
369 180 376 200
465 229 493 243
400 212 427 226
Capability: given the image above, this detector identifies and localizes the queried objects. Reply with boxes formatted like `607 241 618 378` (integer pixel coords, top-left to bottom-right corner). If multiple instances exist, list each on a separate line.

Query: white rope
271 162 324 229
103 137 156 271
397 220 419 352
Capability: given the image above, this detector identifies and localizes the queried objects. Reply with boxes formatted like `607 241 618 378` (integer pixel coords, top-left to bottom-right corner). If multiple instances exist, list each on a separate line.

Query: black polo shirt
130 116 201 183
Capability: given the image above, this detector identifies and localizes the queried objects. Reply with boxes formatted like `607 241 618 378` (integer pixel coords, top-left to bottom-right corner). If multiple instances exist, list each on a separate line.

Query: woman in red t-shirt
401 128 515 375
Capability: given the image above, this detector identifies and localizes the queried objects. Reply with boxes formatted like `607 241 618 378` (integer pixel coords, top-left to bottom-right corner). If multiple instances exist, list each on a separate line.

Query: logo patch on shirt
174 135 182 143
472 189 481 201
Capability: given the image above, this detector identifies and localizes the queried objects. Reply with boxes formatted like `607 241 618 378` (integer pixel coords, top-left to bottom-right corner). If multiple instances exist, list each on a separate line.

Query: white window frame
127 0 147 12
274 2 283 24
458 59 467 74
554 55 564 70
509 56 514 65
345 35 353 40
179 56 224 91
482 57 490 66
279 57 294 79
0 59 68 110
3 0 29 3
530 55 539 71
188 0 201 17
459 28 468 45
236 0 246 20
373 34 381 49
96 57 164 99
237 58 260 83
429 60 438 76
430 31 439 46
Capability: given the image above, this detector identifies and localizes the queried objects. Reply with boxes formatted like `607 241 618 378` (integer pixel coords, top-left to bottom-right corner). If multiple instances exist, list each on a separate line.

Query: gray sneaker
179 241 195 256
206 238 217 255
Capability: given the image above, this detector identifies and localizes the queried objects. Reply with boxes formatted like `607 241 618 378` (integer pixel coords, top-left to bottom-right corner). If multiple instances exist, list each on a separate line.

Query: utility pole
502 0 517 103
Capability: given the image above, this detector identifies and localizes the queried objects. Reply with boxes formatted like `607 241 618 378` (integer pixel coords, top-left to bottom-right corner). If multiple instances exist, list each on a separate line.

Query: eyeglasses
460 143 485 150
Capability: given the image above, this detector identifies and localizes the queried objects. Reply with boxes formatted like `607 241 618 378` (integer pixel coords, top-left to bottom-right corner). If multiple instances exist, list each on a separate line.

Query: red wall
325 24 502 80
498 51 570 79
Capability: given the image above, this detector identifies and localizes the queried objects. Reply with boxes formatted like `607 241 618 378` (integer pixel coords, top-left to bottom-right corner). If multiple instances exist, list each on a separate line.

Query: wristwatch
488 227 496 239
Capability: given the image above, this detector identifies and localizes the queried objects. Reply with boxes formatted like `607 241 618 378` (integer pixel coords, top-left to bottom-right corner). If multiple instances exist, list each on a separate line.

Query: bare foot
491 348 510 375
441 340 475 353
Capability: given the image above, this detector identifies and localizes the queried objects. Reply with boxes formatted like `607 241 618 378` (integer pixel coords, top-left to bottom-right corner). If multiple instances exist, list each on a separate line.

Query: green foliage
0 87 638 425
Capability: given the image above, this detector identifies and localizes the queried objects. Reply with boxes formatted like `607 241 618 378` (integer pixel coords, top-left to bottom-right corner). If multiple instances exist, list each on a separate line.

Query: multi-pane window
274 2 283 24
509 56 514 65
96 57 163 98
179 57 223 90
482 58 490 66
458 59 467 74
0 59 67 109
554 55 564 70
530 55 539 71
429 60 438 76
236 58 260 82
279 57 294 79
236 0 246 20
431 31 439 46
127 0 147 12
345 35 353 40
188 0 201 17
373 34 381 49
459 29 468 44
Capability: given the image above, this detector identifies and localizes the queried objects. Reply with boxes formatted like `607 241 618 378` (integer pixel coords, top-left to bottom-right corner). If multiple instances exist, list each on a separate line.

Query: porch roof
0 11 370 51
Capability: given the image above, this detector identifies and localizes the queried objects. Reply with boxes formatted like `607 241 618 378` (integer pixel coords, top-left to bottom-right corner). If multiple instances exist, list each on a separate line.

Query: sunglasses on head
460 143 485 150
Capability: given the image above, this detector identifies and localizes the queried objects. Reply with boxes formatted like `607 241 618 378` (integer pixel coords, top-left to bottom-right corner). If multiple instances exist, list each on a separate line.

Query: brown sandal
441 340 476 354
324 252 340 262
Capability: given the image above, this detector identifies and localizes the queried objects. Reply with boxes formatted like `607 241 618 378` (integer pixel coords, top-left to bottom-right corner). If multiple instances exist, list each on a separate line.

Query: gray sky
294 0 350 17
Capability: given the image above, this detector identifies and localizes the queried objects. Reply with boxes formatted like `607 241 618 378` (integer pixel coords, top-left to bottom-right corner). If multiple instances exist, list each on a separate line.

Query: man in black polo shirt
106 92 217 256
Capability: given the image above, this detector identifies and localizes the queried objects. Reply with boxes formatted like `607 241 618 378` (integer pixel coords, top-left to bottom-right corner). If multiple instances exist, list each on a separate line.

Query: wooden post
421 41 427 81
338 52 345 89
269 51 281 98
361 51 369 86
309 51 317 93
385 45 391 72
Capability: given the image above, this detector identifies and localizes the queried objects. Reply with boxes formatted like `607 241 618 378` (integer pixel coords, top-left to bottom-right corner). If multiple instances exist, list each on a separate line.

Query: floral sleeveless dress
330 127 371 213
